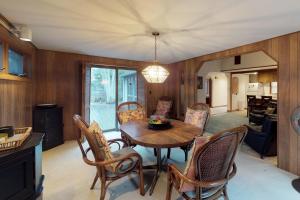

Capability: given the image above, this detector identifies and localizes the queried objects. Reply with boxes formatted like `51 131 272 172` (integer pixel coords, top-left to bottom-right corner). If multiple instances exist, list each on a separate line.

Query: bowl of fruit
148 115 171 130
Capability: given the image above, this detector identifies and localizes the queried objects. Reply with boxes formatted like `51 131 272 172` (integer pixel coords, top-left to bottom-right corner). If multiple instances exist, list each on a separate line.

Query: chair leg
195 187 201 200
166 172 173 200
184 149 188 162
90 172 98 190
100 178 106 200
138 162 145 196
167 148 171 159
223 185 229 200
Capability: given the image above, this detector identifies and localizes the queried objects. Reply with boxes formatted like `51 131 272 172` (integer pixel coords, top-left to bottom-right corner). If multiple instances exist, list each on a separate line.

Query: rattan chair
167 103 210 161
117 102 146 147
73 114 145 200
166 126 247 200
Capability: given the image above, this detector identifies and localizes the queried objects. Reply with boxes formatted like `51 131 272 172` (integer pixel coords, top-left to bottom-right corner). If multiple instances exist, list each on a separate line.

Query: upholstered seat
245 117 277 158
184 185 224 199
103 147 139 177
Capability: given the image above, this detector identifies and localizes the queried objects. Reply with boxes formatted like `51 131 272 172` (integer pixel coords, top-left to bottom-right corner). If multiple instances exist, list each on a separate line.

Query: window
118 69 137 103
8 48 24 75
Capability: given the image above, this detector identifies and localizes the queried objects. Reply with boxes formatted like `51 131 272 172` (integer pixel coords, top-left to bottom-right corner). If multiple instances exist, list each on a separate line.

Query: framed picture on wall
197 76 203 89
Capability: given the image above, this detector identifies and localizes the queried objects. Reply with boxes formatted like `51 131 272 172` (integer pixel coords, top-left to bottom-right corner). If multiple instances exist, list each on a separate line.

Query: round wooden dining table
120 119 202 195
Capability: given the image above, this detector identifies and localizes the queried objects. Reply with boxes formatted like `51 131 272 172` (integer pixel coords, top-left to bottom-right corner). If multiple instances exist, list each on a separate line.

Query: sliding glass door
89 66 137 131
90 67 116 130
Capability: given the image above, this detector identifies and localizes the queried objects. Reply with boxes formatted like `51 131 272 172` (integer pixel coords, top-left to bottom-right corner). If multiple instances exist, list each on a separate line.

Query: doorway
87 66 137 131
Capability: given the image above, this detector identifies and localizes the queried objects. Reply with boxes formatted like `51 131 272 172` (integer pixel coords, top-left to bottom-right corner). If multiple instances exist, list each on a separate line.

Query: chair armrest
228 162 237 180
108 138 129 150
168 164 227 189
82 148 142 168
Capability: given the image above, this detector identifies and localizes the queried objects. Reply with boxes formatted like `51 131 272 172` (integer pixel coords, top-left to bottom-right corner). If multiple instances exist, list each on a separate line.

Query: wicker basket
0 127 32 151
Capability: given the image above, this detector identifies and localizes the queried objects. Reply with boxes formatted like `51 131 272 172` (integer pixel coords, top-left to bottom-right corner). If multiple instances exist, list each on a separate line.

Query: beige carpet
42 131 299 200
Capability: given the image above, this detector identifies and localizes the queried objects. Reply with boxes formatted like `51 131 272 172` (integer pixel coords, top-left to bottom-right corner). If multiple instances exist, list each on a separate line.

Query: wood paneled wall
34 49 153 140
0 79 33 127
0 25 36 129
169 32 300 175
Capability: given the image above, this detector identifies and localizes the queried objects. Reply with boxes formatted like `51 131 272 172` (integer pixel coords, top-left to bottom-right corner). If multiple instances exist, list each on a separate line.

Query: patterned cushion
155 100 172 116
118 107 145 124
88 121 116 172
179 136 210 192
184 107 208 129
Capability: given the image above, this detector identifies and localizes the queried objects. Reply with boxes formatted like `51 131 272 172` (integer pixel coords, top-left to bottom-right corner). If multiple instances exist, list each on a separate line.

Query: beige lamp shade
142 65 169 83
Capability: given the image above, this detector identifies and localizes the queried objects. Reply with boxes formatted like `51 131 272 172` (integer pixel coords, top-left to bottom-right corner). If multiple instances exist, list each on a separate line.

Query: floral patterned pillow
155 100 172 116
179 136 210 192
118 107 145 124
184 107 208 129
88 121 116 172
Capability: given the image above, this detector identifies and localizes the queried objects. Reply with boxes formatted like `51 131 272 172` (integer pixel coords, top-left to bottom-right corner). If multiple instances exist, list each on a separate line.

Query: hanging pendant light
142 32 169 83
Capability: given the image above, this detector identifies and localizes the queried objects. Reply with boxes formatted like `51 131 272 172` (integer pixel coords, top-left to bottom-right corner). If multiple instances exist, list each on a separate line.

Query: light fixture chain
155 34 157 62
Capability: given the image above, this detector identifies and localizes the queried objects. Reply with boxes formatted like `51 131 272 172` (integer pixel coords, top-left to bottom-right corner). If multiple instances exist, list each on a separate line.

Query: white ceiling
1 0 300 64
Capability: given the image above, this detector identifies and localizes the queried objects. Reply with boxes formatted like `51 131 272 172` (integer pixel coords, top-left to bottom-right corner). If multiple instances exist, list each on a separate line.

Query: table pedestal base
143 148 167 195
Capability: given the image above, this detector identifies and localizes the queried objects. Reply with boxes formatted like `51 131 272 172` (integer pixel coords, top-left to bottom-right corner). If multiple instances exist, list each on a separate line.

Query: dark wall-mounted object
234 55 241 65
0 133 44 200
197 76 203 89
33 105 64 151
0 126 14 137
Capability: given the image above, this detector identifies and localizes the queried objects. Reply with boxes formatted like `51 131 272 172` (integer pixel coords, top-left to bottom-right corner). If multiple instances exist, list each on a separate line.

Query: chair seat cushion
183 185 224 199
179 136 210 192
184 107 208 129
109 147 138 174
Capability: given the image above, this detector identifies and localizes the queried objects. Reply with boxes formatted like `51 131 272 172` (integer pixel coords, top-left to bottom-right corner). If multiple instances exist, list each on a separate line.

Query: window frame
8 47 25 76
82 63 139 131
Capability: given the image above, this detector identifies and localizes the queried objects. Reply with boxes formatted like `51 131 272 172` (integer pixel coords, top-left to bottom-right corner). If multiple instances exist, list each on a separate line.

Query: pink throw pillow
179 136 210 192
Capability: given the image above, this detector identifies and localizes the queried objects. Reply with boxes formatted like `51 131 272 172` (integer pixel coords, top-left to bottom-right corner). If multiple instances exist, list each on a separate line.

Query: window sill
0 73 31 82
